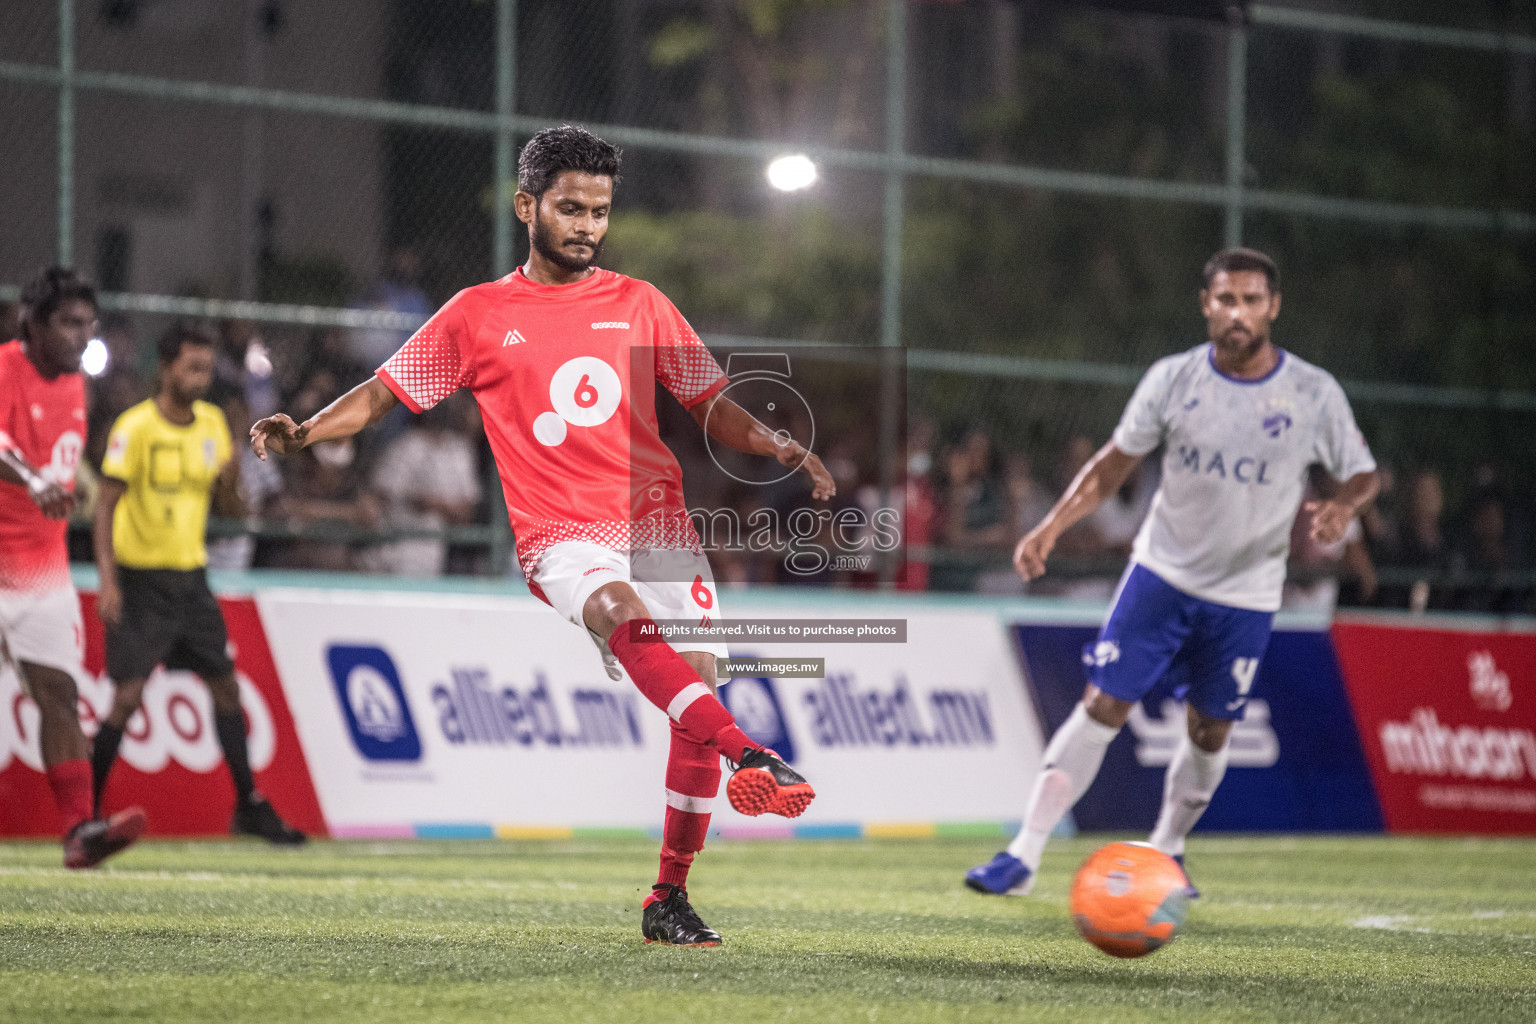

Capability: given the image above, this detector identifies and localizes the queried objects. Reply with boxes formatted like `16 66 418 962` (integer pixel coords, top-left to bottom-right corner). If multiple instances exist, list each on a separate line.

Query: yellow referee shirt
101 399 233 570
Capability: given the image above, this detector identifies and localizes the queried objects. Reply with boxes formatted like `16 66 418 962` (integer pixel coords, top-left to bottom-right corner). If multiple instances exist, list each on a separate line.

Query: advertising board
257 589 1046 837
1012 621 1383 833
0 593 326 838
1333 616 1536 835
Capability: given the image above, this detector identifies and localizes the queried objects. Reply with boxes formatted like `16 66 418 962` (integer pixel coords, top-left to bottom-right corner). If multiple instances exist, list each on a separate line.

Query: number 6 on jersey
532 356 623 446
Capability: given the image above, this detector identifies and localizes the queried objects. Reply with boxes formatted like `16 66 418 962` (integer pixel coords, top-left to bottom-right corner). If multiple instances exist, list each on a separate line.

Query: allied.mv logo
719 672 796 763
327 645 422 761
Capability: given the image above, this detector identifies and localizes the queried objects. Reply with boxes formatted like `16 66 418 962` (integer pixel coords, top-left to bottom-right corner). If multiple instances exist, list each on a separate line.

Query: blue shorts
1084 564 1274 721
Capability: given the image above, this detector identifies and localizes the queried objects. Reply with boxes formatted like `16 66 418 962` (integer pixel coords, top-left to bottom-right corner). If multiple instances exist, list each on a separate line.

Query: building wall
1 0 385 300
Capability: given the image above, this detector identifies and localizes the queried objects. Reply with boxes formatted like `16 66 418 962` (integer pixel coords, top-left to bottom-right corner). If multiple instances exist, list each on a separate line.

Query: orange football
1069 841 1191 958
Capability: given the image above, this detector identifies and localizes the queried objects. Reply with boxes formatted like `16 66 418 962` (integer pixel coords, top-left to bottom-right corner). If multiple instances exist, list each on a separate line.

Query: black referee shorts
104 567 235 682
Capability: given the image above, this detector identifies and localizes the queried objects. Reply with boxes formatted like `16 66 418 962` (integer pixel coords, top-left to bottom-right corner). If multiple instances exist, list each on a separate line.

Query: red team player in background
252 126 829 946
0 267 145 867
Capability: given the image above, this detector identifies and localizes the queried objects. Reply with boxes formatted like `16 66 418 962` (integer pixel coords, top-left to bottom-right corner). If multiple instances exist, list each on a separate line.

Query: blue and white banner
1012 621 1384 833
259 590 661 836
722 595 1046 833
257 588 1047 836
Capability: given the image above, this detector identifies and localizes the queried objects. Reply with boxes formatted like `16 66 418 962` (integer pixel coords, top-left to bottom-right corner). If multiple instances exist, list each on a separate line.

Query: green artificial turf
0 835 1532 1023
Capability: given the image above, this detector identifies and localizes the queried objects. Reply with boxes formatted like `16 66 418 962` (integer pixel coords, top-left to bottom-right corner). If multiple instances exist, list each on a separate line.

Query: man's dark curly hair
18 266 97 341
517 125 622 200
157 322 215 365
1202 247 1280 293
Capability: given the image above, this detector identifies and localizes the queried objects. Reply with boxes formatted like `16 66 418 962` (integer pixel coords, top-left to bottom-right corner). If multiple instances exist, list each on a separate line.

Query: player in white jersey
966 248 1379 897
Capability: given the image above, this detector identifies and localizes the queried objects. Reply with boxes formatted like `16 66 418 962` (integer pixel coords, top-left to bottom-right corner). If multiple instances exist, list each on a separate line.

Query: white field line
0 864 579 894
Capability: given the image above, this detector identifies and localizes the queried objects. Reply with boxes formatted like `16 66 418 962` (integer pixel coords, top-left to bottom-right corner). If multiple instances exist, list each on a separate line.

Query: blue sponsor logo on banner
430 668 643 749
721 661 997 761
1013 624 1382 832
327 645 422 762
721 673 797 763
803 674 994 749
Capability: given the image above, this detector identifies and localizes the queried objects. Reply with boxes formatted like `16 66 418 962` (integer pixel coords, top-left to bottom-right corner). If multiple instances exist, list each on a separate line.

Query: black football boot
726 747 815 818
231 794 307 845
642 885 723 946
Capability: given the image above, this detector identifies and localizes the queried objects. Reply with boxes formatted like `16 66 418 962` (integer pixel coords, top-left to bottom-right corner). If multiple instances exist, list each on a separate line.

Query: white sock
1006 703 1120 869
1148 734 1229 858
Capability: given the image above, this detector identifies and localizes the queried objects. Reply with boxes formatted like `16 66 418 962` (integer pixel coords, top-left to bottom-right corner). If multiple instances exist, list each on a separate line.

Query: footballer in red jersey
0 267 145 867
253 126 829 946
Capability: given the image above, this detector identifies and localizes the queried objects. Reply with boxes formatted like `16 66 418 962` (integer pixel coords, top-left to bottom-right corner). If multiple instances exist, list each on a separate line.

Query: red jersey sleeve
376 291 476 413
651 292 726 409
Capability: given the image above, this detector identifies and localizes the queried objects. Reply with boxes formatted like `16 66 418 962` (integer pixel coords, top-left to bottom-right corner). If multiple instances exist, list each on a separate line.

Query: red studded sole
768 783 815 818
65 807 147 870
643 939 721 947
726 768 776 815
726 769 816 818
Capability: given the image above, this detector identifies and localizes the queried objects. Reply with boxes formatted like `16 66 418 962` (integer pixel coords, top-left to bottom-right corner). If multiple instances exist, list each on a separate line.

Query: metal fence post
489 0 517 575
881 0 906 357
57 0 74 267
876 0 907 587
494 0 517 278
1224 12 1248 249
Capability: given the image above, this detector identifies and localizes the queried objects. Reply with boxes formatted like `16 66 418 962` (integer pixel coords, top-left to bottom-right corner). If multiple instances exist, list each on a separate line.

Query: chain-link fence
1 1 1533 611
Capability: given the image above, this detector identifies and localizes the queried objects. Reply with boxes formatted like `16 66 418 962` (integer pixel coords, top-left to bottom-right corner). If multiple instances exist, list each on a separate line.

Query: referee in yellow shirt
91 325 303 844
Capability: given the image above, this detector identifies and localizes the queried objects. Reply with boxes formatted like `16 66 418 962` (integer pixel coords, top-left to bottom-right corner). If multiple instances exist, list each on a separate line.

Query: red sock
658 723 721 889
608 619 755 762
45 759 93 835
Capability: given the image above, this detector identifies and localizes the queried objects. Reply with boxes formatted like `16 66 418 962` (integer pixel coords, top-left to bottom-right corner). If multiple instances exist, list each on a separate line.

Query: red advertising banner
0 593 327 839
1333 616 1536 835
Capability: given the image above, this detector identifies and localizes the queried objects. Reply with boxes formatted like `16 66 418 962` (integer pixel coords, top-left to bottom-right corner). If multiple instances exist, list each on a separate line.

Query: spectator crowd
5 277 1531 613
6 251 494 580
890 425 1534 615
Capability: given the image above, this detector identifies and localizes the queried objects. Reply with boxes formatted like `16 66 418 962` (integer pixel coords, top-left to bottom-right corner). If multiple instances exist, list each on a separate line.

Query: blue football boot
1172 854 1200 899
964 851 1034 895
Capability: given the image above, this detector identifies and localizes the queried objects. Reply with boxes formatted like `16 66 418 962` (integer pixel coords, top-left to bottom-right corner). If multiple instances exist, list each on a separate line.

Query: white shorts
532 542 729 680
0 584 85 691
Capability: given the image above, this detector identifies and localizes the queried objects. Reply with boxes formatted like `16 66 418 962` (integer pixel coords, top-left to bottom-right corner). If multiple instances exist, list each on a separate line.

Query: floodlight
82 337 109 377
767 153 818 192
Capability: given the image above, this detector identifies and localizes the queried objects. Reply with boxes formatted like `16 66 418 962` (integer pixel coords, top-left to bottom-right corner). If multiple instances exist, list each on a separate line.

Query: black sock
91 722 125 814
214 710 256 802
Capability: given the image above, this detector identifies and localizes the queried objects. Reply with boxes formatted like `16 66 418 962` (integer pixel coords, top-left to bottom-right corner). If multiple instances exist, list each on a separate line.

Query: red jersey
0 341 85 592
376 268 727 580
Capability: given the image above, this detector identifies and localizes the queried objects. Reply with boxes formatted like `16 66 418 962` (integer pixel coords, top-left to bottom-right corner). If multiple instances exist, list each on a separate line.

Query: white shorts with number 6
532 541 729 680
